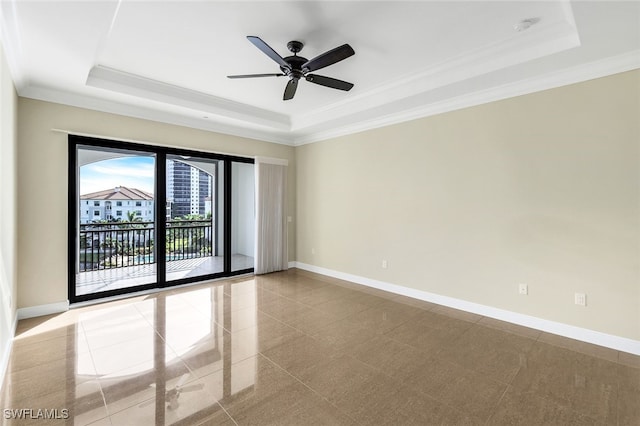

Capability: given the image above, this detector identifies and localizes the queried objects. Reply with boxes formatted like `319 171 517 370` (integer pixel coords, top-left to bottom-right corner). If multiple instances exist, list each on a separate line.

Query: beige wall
0 41 18 375
13 69 640 342
17 99 295 308
296 70 640 341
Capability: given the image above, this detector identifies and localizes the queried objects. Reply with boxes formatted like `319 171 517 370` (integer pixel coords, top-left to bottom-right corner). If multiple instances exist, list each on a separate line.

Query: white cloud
80 159 155 195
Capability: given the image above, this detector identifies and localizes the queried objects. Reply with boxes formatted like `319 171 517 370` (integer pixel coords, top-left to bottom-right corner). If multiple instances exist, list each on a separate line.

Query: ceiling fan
228 36 355 101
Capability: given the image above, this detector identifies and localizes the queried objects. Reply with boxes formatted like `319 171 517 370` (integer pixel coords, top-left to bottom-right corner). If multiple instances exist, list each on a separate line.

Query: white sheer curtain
255 157 288 274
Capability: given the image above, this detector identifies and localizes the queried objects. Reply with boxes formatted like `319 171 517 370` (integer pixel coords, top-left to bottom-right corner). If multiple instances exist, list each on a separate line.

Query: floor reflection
4 278 258 425
101 282 256 425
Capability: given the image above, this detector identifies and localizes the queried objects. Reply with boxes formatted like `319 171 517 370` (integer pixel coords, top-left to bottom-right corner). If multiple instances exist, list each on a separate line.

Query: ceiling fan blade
227 73 285 79
305 74 354 91
302 44 355 72
247 36 290 70
283 79 298 101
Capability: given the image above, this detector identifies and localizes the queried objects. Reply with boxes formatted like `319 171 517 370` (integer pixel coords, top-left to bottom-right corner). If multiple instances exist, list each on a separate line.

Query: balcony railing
79 220 213 272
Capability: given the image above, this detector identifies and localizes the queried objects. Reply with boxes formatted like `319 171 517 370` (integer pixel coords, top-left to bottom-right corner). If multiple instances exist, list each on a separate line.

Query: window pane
165 156 221 281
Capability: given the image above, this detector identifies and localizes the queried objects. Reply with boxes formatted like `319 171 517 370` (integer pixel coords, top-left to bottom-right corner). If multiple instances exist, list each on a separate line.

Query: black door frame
68 135 254 303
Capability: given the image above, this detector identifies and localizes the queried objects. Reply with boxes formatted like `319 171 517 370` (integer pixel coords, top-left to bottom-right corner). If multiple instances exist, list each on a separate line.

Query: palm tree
126 211 143 223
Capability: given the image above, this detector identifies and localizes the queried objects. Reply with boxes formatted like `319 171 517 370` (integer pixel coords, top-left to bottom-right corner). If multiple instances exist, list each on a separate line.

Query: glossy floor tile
2 268 638 425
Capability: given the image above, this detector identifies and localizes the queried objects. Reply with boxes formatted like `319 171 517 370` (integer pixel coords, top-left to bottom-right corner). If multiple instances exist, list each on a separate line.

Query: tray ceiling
1 1 639 145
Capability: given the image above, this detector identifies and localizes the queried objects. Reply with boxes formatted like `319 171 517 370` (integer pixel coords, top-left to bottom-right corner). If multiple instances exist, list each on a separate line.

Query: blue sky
80 157 155 195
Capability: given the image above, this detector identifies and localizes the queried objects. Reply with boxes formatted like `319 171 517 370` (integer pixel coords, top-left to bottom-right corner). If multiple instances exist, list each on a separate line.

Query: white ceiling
1 1 639 145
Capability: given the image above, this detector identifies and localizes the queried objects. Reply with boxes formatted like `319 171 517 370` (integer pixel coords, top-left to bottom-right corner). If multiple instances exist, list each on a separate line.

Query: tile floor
1 269 638 425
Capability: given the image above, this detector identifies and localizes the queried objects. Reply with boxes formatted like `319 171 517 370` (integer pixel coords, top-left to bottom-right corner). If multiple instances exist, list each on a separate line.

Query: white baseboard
17 301 69 320
292 262 640 356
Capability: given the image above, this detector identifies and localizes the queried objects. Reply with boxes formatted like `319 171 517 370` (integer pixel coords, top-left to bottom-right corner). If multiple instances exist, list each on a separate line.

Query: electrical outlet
574 293 586 306
311 248 316 255
382 260 388 269
518 283 528 295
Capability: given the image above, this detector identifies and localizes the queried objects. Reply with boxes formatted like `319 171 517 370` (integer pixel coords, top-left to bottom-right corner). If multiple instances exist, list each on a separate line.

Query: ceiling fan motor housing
281 41 307 79
281 56 308 79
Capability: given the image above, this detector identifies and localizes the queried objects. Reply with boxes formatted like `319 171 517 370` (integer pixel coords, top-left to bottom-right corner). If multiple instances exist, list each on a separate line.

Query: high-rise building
167 160 211 218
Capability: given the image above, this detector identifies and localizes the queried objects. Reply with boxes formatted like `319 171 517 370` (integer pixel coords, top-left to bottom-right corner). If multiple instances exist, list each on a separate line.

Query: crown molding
86 65 291 130
20 84 296 146
18 48 639 148
19 47 639 148
292 50 640 146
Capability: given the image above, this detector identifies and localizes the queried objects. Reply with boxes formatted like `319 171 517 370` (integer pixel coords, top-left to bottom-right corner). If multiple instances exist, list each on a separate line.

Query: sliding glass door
69 136 254 303
164 155 222 282
74 145 158 297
